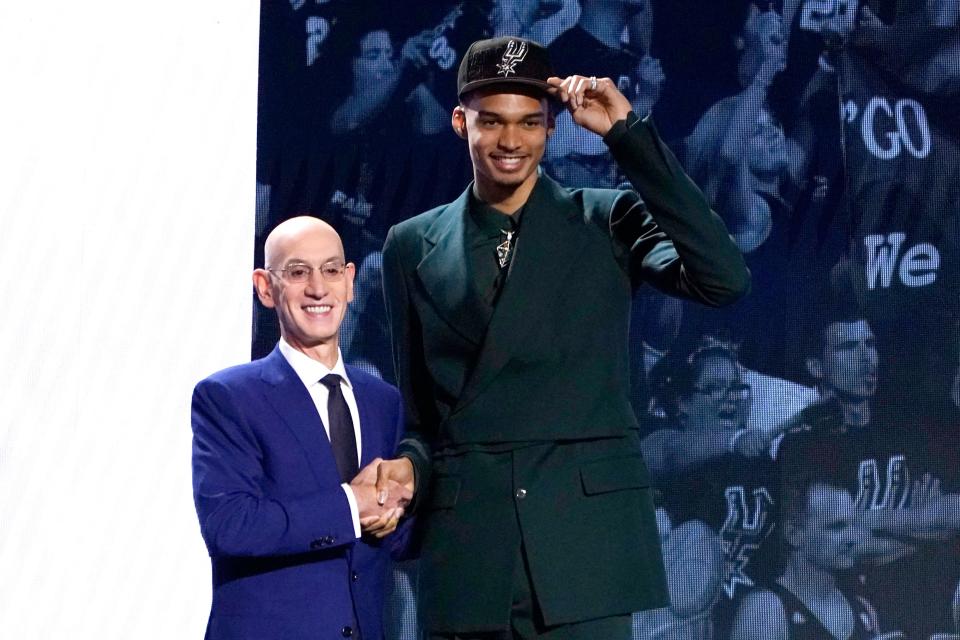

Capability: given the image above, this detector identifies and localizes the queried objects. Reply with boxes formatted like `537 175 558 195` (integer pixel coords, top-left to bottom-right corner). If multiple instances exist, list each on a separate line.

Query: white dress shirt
278 338 362 537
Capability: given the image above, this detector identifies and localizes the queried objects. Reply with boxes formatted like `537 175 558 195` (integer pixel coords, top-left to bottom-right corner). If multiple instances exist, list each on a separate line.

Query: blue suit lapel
259 347 342 486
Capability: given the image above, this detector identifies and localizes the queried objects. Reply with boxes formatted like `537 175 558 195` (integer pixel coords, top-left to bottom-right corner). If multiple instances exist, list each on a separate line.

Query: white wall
0 2 258 637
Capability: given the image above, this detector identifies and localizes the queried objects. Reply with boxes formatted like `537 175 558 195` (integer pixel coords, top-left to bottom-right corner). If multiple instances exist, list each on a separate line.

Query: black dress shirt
467 191 524 323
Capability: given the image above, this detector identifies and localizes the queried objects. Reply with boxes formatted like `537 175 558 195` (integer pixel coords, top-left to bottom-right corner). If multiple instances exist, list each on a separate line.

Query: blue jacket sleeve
191 378 357 557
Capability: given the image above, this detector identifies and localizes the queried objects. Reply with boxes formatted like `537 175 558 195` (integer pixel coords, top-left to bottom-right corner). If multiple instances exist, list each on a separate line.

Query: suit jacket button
515 488 527 500
341 625 353 637
352 571 359 582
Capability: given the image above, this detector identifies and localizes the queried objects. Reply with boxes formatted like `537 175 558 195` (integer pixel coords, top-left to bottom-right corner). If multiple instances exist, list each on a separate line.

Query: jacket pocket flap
427 476 461 509
580 455 650 495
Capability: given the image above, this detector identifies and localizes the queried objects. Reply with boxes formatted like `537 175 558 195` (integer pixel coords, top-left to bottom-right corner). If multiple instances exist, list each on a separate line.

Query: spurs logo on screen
856 455 910 511
863 232 940 290
844 97 933 160
497 40 528 77
719 486 774 598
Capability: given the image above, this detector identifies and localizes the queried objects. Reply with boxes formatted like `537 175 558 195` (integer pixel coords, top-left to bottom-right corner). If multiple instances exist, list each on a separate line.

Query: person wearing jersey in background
641 335 780 637
777 305 960 639
730 472 893 640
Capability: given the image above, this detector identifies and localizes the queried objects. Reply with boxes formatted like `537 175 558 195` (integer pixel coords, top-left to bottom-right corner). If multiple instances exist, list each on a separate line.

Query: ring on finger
589 76 597 91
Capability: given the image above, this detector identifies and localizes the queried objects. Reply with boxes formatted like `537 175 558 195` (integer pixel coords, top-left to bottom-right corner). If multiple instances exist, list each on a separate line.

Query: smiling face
453 89 553 207
253 218 355 361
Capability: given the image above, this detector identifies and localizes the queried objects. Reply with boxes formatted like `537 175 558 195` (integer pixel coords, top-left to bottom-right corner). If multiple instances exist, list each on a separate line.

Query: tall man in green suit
375 36 750 639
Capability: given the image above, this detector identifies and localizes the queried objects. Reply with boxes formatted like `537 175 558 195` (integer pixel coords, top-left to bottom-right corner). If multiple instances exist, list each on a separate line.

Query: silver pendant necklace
496 230 515 268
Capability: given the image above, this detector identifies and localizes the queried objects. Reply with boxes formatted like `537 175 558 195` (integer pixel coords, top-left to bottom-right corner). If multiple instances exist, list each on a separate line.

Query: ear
451 106 468 139
252 269 276 308
546 111 555 138
805 356 823 381
344 262 356 304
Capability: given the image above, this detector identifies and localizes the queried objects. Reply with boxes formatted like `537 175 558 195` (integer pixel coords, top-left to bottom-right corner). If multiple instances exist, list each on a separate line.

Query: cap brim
458 77 554 100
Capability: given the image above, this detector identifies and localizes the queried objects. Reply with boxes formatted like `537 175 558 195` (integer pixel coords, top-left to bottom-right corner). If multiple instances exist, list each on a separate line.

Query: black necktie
320 374 358 482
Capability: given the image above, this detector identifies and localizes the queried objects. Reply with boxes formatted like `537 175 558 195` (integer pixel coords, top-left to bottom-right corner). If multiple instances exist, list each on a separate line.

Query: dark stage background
254 1 960 637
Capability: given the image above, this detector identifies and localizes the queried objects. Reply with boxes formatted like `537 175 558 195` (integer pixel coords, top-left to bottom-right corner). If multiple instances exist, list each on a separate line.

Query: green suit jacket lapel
455 174 589 413
415 186 488 346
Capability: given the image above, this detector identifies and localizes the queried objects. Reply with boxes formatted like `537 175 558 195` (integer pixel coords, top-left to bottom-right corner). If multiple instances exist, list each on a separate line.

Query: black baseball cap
457 36 555 100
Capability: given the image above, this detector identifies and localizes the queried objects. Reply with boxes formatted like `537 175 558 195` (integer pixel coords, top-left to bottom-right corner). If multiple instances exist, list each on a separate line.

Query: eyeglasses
268 261 348 283
691 383 751 401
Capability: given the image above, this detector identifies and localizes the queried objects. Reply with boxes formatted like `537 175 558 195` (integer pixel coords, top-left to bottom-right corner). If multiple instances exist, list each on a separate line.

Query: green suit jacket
382 115 749 633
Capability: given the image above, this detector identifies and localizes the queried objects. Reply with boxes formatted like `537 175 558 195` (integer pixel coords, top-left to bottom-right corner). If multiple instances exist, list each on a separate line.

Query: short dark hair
797 260 868 359
800 294 868 360
780 466 847 530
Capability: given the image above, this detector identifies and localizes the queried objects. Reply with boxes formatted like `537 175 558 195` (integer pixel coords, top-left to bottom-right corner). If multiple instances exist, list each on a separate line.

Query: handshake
349 456 416 539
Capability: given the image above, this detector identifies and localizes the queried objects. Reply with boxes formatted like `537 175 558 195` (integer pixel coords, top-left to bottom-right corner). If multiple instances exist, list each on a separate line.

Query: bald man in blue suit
192 217 410 640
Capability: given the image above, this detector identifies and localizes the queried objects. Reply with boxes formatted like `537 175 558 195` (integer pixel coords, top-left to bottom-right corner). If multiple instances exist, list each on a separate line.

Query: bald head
254 216 355 365
264 216 345 270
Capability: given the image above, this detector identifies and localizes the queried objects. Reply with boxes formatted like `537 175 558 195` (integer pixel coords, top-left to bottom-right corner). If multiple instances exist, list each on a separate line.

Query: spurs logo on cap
496 40 528 78
457 36 554 99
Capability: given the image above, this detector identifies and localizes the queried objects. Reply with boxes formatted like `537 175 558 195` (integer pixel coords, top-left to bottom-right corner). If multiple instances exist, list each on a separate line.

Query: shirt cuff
341 483 361 538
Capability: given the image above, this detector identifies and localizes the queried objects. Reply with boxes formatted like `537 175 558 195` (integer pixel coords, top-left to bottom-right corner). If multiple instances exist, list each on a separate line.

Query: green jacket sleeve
382 225 433 512
604 112 751 307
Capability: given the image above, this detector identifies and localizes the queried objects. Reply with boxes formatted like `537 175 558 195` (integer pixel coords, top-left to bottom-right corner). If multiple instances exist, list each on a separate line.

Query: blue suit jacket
192 346 404 640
